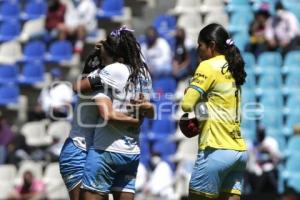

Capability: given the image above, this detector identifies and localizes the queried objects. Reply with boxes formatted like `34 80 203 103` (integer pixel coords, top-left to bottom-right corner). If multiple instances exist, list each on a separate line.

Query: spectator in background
57 0 97 53
245 126 282 196
37 68 74 120
136 151 175 199
6 134 31 166
172 27 192 81
45 0 66 38
0 112 14 164
7 170 45 200
246 7 270 57
141 26 172 79
265 1 300 55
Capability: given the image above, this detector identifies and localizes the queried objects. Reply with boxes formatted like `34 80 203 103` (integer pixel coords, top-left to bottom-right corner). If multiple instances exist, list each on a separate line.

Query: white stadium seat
47 120 71 143
170 0 201 14
43 163 69 199
0 41 22 64
21 121 52 146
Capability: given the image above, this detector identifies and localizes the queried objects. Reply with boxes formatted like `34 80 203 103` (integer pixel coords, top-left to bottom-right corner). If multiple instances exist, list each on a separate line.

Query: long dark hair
198 23 246 87
103 27 149 91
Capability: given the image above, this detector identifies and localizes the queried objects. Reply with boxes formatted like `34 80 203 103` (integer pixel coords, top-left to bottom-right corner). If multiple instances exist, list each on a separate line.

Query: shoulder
196 59 214 73
102 63 130 77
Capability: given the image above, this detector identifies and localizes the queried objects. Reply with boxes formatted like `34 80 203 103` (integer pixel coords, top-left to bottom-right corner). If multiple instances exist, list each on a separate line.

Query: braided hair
103 26 149 92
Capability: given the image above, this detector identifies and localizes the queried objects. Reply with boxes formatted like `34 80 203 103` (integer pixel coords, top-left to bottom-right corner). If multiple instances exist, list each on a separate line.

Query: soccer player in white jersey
74 27 153 200
59 41 153 200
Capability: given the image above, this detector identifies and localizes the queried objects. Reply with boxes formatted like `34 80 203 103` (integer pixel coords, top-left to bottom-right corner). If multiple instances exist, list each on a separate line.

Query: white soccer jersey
92 62 152 154
69 70 104 151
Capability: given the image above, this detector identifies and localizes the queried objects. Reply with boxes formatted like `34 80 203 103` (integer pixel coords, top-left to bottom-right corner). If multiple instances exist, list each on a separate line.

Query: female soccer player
59 35 153 200
74 27 152 200
181 23 248 200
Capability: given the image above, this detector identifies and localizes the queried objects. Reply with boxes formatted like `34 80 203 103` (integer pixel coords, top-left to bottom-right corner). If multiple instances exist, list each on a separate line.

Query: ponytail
224 43 247 87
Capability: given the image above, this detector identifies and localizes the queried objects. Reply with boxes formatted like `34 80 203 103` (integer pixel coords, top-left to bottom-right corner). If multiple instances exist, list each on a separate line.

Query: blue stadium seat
19 63 44 84
284 94 300 115
23 40 46 62
282 155 300 178
228 11 253 33
0 84 19 105
21 1 47 20
152 14 176 35
227 4 252 14
153 97 174 119
233 32 249 51
139 135 151 167
140 118 150 135
259 89 283 110
97 0 124 18
150 119 176 139
284 72 300 95
243 52 256 69
257 68 282 89
241 89 257 121
241 128 256 141
153 77 176 95
228 0 250 6
282 51 300 75
256 52 282 74
242 88 256 104
285 136 300 156
0 1 20 21
227 0 251 11
0 64 18 84
241 118 256 141
0 21 20 42
260 109 283 131
285 112 300 136
46 40 73 62
153 139 176 158
243 69 255 90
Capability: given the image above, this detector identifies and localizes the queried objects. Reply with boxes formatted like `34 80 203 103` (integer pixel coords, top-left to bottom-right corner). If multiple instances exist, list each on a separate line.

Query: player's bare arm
94 96 141 127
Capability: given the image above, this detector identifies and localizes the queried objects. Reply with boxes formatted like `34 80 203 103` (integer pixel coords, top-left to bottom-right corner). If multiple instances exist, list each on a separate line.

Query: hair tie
110 25 134 37
226 38 234 46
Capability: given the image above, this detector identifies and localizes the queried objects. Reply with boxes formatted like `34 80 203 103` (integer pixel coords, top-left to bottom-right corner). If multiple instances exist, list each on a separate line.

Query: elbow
181 103 193 113
101 111 113 122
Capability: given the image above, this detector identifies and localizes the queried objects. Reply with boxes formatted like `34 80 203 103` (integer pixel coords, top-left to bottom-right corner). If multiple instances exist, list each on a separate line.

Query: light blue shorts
81 148 140 194
189 148 248 198
59 138 87 191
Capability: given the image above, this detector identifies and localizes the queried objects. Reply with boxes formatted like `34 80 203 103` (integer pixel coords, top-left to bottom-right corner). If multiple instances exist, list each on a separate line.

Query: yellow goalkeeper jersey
189 55 247 151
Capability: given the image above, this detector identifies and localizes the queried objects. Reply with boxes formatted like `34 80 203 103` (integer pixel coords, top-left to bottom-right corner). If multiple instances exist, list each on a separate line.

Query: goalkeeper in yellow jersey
181 23 248 200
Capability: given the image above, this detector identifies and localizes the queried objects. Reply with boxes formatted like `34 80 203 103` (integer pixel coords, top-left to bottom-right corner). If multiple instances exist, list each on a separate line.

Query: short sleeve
189 61 215 94
90 63 129 101
99 63 129 91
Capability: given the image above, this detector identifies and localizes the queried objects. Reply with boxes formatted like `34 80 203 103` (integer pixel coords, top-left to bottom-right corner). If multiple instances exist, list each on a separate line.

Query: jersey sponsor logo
229 128 242 139
194 73 207 79
123 136 138 147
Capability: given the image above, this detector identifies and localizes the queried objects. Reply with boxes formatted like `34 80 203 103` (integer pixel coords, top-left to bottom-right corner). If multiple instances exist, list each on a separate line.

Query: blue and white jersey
92 62 152 154
69 72 103 151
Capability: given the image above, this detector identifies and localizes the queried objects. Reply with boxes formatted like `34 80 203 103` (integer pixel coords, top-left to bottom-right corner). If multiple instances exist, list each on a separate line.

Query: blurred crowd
0 0 300 199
